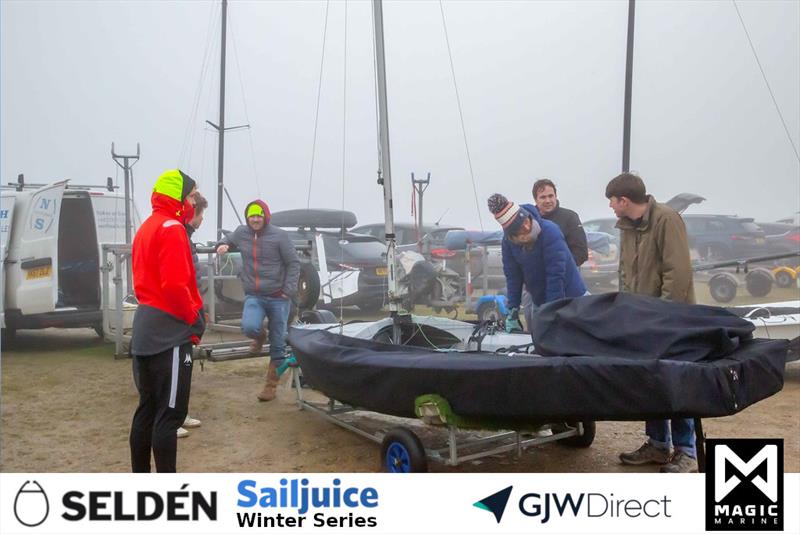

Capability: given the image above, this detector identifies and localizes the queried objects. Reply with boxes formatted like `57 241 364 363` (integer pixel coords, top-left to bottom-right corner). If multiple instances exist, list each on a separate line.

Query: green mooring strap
414 394 548 432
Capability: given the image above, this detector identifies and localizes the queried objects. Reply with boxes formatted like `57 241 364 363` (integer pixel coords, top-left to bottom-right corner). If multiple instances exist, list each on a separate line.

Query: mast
372 0 401 327
621 0 635 172
215 0 228 241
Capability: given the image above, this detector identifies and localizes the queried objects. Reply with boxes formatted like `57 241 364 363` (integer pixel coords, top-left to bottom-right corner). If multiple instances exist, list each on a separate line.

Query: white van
0 177 139 340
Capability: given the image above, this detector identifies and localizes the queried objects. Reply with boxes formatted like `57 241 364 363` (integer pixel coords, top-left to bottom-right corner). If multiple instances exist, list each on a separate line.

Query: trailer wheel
745 268 773 298
709 273 737 303
381 427 428 473
560 421 596 448
774 269 794 289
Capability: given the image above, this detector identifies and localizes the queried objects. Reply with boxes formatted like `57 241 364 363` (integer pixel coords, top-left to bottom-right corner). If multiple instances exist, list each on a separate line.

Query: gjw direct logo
706 439 784 531
474 484 672 524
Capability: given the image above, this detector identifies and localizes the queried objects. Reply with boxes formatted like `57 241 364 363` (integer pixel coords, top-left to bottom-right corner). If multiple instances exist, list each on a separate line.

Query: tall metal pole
622 0 635 172
411 172 430 253
111 142 140 293
372 0 400 321
216 0 228 241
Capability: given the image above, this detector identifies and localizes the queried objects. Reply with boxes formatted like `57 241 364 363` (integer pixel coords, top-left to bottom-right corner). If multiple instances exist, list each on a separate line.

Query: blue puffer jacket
502 204 587 308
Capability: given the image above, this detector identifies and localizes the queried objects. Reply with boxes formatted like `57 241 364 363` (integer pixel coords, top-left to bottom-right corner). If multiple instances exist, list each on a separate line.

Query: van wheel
93 323 105 339
1 328 16 347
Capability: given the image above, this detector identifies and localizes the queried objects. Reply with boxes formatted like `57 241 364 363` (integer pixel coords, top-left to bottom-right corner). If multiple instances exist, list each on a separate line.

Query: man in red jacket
129 169 205 473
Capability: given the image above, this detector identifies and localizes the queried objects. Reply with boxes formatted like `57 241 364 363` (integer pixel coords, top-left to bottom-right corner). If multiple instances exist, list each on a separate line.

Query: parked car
351 222 481 277
756 222 800 261
583 194 770 262
271 210 388 312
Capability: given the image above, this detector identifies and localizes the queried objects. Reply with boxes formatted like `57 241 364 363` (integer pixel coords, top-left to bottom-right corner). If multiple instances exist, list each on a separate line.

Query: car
272 210 389 312
756 222 800 262
351 222 481 277
583 194 770 262
204 209 389 317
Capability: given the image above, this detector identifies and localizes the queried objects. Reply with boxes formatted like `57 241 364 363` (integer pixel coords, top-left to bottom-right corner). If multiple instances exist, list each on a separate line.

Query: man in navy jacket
487 194 586 333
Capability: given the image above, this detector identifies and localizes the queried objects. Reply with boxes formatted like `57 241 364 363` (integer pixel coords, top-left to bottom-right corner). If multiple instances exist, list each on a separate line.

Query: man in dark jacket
521 179 590 330
532 179 588 266
487 194 586 336
130 169 205 472
216 200 300 402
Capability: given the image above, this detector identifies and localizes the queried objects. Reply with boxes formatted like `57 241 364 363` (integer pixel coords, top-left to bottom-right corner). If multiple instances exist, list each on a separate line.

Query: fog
2 0 798 242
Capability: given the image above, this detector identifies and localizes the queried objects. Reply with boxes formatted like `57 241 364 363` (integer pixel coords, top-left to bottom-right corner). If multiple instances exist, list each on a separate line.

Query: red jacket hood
151 191 193 224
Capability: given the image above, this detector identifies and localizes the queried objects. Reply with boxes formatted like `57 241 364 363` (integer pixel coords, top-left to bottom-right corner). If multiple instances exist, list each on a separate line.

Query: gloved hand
505 307 522 333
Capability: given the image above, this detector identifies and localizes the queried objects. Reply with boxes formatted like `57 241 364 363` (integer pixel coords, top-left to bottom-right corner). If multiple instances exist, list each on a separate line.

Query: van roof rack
3 174 118 192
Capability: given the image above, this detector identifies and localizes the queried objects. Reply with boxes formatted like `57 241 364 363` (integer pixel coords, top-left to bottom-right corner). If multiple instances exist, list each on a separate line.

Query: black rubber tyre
296 262 321 309
560 421 596 448
745 269 773 298
774 269 794 289
93 323 105 339
709 273 737 303
298 309 337 324
380 427 428 473
357 300 384 313
476 300 502 323
0 328 16 348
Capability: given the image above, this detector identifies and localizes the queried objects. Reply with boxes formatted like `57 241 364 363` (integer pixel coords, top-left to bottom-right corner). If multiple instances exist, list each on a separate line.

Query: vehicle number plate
376 267 388 276
26 266 52 279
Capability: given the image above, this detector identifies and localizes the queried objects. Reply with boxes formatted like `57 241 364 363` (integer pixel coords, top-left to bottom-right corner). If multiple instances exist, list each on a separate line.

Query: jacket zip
253 233 259 291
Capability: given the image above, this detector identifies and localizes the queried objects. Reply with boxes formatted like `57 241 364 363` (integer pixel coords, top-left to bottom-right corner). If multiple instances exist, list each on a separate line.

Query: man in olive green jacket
606 172 697 473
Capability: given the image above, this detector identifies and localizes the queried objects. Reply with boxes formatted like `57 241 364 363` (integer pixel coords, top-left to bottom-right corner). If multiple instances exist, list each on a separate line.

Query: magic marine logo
706 439 784 531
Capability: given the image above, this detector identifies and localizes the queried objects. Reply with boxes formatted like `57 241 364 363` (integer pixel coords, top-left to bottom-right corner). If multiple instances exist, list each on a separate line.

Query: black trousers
130 343 193 472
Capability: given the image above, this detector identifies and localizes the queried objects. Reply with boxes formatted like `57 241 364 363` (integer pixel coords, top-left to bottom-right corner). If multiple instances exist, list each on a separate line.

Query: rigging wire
307 0 332 208
732 0 800 163
179 1 220 169
229 9 263 198
339 0 349 329
438 0 484 230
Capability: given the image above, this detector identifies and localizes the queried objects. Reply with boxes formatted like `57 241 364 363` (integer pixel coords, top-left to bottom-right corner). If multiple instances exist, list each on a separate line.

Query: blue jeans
241 296 290 362
646 418 696 457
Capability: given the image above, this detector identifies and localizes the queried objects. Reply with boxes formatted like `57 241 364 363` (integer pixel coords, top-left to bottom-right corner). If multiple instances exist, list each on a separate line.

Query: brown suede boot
249 330 267 355
257 361 280 402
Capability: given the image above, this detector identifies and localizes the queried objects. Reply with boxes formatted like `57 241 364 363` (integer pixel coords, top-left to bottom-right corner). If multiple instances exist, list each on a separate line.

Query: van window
58 196 100 307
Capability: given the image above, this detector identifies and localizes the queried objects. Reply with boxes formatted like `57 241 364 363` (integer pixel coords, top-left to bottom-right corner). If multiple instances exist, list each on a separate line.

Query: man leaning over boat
487 193 587 335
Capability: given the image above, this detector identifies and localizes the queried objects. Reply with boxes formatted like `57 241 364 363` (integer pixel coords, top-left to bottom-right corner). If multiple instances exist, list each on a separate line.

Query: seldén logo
473 486 513 523
706 438 784 531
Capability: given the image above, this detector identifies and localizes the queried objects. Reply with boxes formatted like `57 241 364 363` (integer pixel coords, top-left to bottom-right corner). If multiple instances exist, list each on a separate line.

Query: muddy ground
1 284 798 473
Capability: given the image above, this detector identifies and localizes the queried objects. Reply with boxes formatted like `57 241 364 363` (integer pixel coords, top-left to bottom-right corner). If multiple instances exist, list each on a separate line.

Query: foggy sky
2 0 798 243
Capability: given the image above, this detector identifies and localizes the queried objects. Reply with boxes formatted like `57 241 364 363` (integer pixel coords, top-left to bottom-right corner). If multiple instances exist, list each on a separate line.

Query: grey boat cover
288 295 786 423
